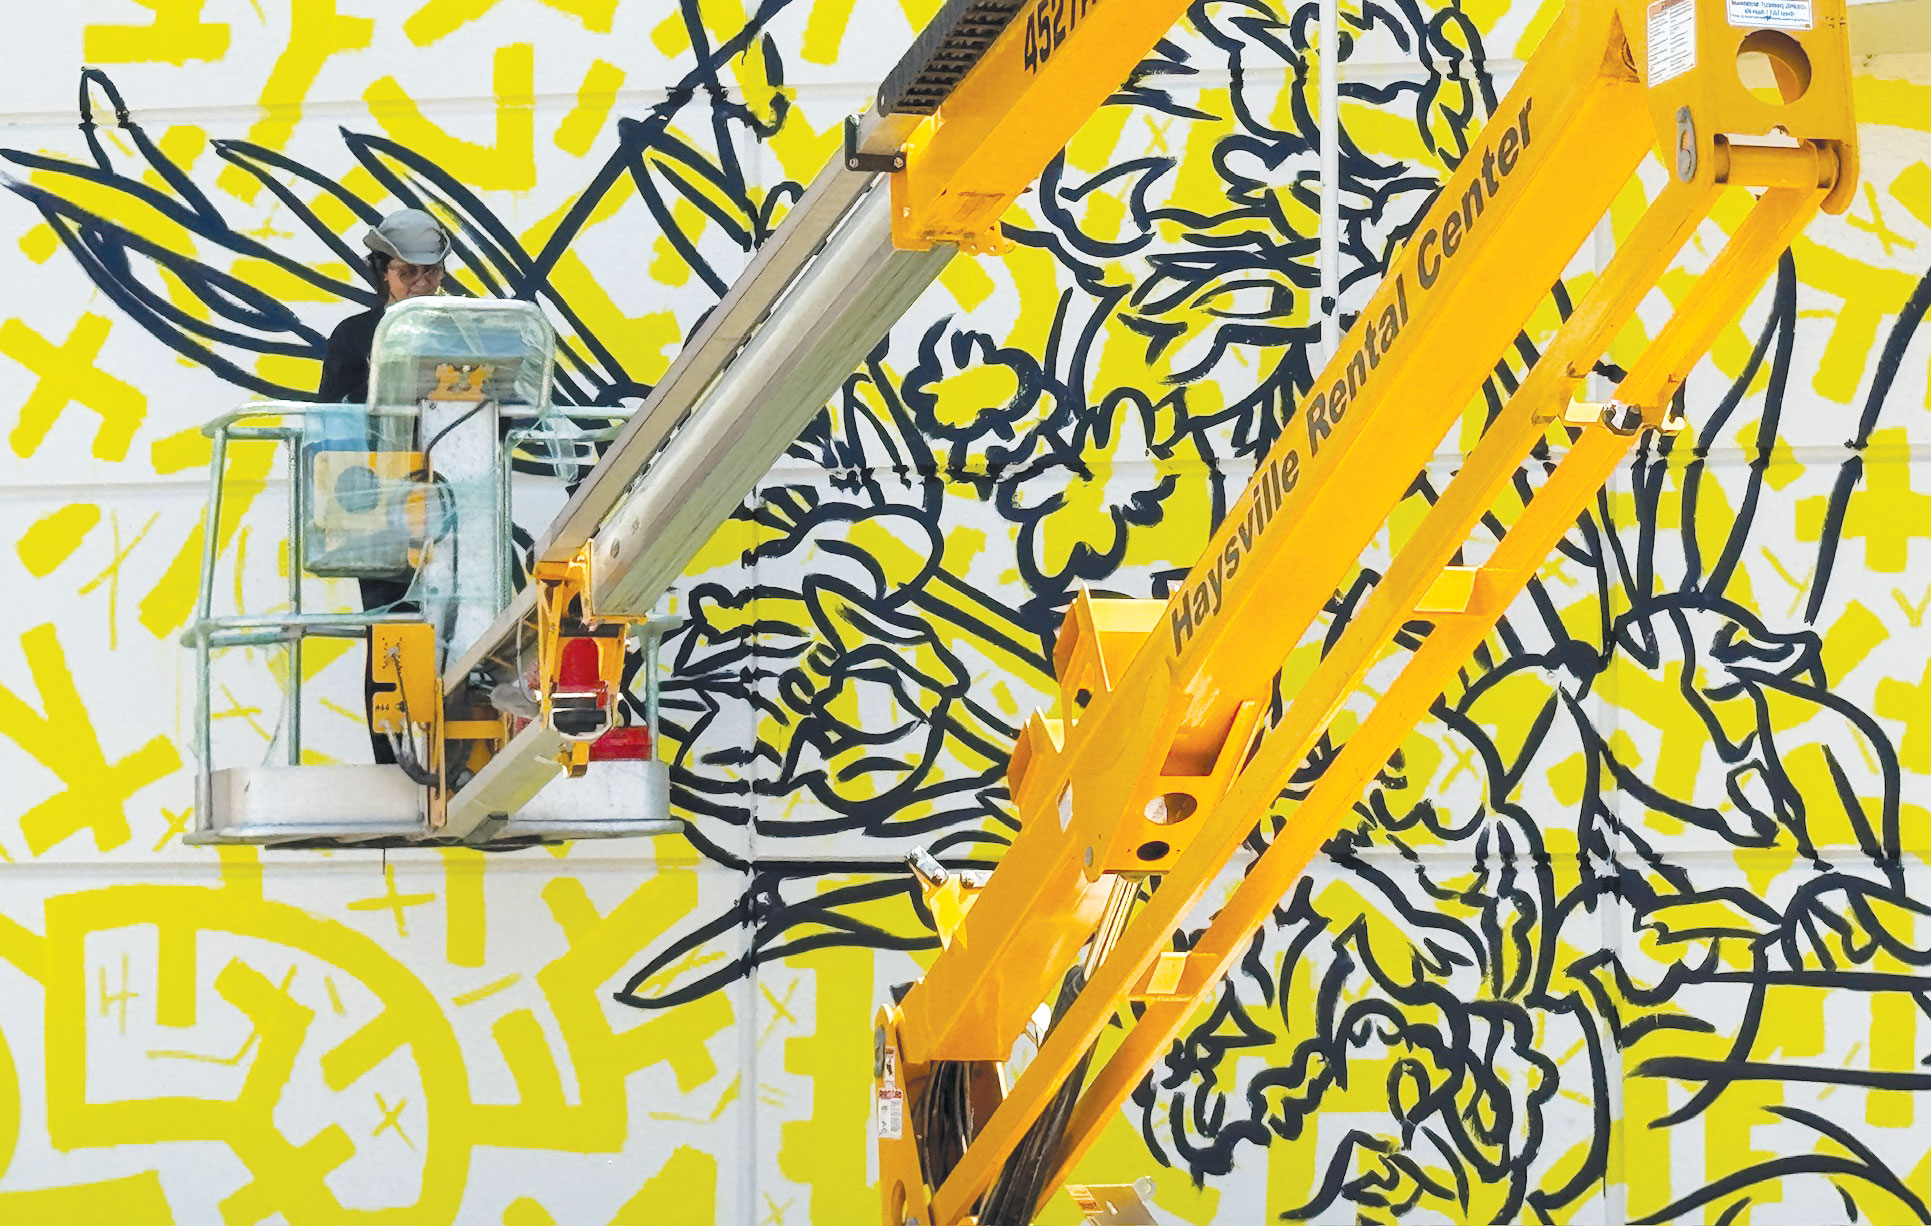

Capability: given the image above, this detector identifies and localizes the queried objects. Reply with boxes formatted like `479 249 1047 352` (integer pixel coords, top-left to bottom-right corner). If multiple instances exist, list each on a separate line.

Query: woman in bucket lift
319 209 451 767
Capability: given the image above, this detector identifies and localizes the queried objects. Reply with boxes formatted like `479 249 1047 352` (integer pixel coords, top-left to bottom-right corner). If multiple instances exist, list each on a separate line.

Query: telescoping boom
868 0 1857 1222
289 0 1206 841
427 0 1258 837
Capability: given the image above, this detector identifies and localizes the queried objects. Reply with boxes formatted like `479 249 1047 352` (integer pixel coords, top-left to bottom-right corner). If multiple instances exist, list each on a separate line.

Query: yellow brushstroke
1868 974 1916 1128
534 872 733 1097
651 196 708 289
610 1145 716 1225
1875 654 1931 773
404 0 501 45
143 126 208 201
78 511 160 650
83 0 229 65
1797 434 1930 574
407 0 617 44
505 1194 558 1224
345 862 437 938
515 181 685 383
0 315 146 462
0 625 178 856
364 44 536 192
372 1090 414 1148
452 973 519 1006
442 848 487 968
18 225 57 264
218 0 376 202
777 943 872 1223
147 1029 261 1066
1891 160 1931 236
0 1173 174 1224
150 807 191 852
0 1014 13 1175
556 59 627 157
148 425 211 475
17 504 100 578
139 435 277 638
1821 599 1887 680
801 0 860 64
306 165 387 239
1788 236 1923 404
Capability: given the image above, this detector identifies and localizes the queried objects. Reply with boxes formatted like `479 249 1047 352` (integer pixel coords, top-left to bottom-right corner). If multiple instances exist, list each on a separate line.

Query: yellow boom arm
874 0 1857 1221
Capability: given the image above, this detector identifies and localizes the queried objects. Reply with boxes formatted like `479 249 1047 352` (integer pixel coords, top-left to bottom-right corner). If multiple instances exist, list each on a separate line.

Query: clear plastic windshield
367 297 556 416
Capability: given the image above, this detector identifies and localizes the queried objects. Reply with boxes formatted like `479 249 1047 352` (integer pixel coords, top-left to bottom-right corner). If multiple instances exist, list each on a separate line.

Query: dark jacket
318 306 384 403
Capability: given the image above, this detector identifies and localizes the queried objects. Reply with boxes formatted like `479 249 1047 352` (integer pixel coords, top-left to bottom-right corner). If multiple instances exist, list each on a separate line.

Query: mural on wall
0 0 1927 1222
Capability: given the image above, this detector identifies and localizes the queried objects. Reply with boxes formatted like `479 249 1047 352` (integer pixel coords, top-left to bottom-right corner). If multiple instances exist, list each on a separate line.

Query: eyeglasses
391 261 445 284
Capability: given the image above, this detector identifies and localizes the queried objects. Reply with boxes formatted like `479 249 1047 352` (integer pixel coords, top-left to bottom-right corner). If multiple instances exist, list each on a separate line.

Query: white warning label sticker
876 1047 903 1140
1727 0 1813 27
1648 0 1697 85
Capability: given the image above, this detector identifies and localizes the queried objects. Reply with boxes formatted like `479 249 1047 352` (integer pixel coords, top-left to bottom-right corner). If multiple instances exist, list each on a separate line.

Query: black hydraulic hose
978 874 1142 1223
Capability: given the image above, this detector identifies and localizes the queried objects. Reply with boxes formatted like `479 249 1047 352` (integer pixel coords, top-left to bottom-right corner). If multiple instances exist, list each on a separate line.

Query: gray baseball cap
363 209 451 264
